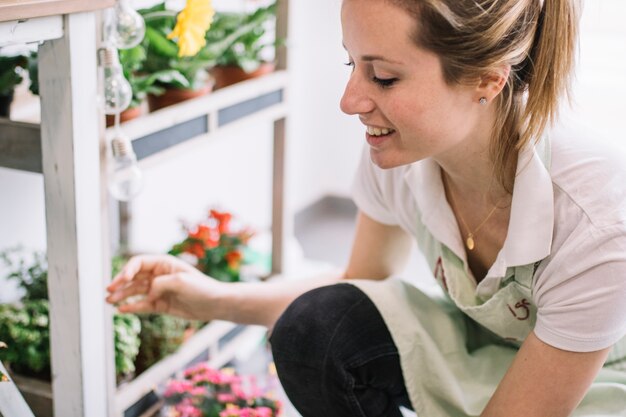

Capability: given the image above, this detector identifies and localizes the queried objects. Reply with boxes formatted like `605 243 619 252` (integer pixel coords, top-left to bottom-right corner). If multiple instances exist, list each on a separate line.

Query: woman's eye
344 61 355 70
372 76 398 88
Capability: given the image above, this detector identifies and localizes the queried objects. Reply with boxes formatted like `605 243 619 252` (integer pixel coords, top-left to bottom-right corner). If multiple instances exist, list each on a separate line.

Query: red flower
188 224 219 248
210 210 232 234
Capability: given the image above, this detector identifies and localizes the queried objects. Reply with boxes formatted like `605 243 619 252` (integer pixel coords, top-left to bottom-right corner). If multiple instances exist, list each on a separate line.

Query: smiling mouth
366 126 396 137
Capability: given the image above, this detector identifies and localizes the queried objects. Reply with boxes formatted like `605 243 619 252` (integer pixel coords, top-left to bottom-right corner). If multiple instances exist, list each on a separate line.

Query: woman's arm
343 210 413 279
218 211 413 326
481 331 611 417
107 211 412 328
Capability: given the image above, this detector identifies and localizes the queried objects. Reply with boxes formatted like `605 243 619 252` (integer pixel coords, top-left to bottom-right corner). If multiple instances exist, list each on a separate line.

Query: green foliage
0 248 48 301
135 314 201 373
0 300 50 377
137 2 276 91
26 52 39 96
119 44 190 106
0 54 27 96
138 4 212 91
114 314 142 377
0 248 141 379
205 3 277 73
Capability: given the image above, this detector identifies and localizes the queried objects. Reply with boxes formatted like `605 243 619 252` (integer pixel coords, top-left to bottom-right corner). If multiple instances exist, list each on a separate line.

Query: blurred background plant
207 3 276 73
0 53 28 117
134 313 202 374
169 209 254 283
0 248 141 382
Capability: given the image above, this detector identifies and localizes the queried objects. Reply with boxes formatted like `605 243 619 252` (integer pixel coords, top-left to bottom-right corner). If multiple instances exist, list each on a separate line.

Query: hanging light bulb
110 0 145 49
108 131 143 201
99 46 133 115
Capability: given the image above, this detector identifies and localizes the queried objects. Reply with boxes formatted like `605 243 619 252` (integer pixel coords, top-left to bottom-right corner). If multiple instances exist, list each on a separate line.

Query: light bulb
108 133 143 201
99 46 133 115
111 0 145 49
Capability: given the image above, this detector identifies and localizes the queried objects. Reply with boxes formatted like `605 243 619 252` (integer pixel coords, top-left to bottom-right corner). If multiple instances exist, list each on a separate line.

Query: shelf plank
1 72 288 174
0 15 63 47
0 361 36 417
0 0 114 22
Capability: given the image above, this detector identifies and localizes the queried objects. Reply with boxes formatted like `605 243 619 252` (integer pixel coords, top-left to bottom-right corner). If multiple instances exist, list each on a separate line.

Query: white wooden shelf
0 71 288 173
0 1 290 415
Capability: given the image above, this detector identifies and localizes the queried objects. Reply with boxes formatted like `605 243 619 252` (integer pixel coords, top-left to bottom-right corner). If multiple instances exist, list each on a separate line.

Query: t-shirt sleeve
533 223 626 352
350 145 398 226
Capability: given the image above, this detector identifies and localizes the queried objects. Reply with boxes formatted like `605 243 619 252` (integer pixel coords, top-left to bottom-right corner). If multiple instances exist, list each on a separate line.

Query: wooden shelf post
39 12 115 417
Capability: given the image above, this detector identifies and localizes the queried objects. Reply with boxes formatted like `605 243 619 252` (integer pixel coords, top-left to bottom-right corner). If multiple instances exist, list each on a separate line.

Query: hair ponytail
520 0 580 151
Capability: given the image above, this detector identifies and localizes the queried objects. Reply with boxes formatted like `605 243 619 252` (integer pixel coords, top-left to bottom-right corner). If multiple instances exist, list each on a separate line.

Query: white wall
0 1 624 294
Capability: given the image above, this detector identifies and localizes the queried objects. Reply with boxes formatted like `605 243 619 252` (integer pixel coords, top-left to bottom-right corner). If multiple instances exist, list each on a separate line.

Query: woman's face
340 0 484 169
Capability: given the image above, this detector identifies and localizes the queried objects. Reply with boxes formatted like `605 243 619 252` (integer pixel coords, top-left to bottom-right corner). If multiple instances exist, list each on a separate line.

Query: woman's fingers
113 273 181 315
108 254 166 291
106 278 150 304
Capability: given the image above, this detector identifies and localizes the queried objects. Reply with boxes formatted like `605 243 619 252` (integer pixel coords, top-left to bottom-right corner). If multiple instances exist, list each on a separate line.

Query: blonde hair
389 0 581 190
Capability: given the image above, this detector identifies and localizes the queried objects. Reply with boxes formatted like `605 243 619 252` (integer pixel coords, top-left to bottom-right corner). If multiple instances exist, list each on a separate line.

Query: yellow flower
167 0 215 57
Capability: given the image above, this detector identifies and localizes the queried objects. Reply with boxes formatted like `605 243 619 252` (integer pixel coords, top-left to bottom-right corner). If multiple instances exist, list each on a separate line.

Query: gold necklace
442 174 502 251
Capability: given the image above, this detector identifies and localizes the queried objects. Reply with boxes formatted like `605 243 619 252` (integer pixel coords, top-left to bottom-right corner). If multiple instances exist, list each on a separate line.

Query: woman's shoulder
549 116 626 228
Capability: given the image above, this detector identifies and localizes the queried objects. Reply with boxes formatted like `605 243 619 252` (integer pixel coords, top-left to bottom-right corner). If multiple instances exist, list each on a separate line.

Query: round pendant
466 235 475 251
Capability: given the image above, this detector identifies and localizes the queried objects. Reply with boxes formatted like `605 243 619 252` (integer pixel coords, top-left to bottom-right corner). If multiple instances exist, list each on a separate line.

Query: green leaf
145 26 179 59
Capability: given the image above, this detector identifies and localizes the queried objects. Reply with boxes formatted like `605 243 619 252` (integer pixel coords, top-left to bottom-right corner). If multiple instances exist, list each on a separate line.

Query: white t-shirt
351 119 626 353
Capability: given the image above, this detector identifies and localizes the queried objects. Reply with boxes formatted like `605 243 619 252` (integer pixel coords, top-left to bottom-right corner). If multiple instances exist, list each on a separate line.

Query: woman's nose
340 75 375 116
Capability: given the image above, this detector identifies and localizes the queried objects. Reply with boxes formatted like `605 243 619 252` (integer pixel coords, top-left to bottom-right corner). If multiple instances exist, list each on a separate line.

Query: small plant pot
0 90 15 118
210 62 275 90
147 84 213 112
105 105 144 127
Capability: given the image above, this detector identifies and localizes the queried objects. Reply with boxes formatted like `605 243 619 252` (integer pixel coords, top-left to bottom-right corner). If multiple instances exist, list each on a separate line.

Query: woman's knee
270 283 368 362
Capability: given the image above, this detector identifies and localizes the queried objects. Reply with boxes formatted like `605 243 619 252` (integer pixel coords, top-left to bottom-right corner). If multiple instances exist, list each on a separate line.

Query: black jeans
270 283 413 417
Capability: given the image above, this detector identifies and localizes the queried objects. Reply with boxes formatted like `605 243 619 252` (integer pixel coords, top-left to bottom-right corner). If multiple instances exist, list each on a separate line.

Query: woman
107 0 626 416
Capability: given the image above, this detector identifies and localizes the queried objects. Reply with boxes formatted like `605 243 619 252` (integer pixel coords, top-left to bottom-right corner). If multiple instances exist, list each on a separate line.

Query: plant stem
142 11 178 21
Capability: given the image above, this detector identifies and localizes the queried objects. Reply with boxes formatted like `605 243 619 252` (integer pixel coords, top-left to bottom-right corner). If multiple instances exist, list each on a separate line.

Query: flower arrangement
169 210 254 283
162 363 281 417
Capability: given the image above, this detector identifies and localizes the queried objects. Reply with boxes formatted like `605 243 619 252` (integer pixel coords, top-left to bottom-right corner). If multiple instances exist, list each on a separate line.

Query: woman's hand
106 254 226 321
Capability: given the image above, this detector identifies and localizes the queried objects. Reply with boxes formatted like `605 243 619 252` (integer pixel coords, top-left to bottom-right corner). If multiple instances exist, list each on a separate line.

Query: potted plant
206 3 278 89
106 44 189 126
169 209 254 283
162 363 282 417
134 313 202 374
138 0 217 111
0 54 27 118
0 248 142 417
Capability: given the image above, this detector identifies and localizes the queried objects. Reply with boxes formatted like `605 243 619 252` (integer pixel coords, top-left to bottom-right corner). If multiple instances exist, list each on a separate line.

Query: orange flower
210 210 232 234
225 251 243 269
189 224 219 248
185 242 206 258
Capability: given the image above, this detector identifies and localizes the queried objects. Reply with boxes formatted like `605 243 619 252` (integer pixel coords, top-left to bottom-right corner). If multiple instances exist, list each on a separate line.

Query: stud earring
479 97 488 105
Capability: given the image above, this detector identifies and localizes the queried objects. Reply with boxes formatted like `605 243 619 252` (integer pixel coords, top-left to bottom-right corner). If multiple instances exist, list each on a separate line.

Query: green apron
349 137 626 416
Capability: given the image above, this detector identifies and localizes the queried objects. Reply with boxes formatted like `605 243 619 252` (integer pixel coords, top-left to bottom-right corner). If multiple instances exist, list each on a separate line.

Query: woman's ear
476 65 511 102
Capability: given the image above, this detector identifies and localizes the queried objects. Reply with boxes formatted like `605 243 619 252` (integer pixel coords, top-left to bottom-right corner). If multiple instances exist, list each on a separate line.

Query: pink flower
164 380 195 397
175 402 203 417
254 407 274 417
217 393 237 403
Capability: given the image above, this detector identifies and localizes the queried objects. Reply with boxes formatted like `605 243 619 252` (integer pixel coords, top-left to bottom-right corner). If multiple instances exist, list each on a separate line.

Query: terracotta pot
147 84 213 112
210 62 275 90
105 105 144 127
0 90 15 118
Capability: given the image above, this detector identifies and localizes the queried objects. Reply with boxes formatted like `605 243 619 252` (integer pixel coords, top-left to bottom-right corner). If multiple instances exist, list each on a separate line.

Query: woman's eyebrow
342 42 404 65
